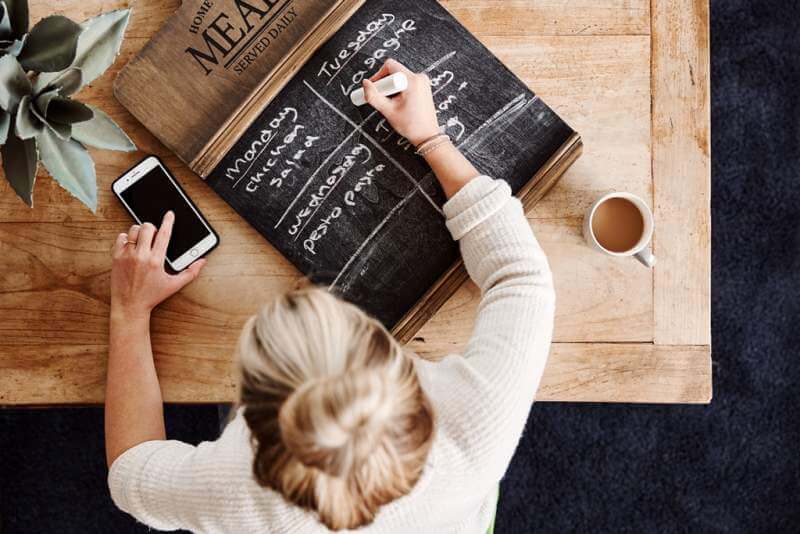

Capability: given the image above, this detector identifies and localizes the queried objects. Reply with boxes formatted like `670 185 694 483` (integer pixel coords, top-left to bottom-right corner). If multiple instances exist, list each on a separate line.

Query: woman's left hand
111 211 206 320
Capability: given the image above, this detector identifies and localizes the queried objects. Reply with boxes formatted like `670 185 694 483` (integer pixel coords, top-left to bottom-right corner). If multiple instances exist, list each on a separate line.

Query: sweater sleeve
439 175 555 481
107 412 254 532
108 440 202 531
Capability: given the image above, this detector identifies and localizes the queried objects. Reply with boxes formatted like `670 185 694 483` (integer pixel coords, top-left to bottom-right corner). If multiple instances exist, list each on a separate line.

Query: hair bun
278 369 394 477
241 287 435 530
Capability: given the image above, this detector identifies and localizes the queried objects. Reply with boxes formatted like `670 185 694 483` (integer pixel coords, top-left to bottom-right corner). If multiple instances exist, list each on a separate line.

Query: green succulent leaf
35 9 130 92
0 3 11 38
74 9 131 86
4 0 28 39
25 90 70 140
3 37 24 56
1 129 37 206
0 54 30 111
34 66 82 96
71 104 135 152
33 86 56 111
38 127 96 212
45 96 93 124
0 109 9 143
14 93 41 139
17 15 81 72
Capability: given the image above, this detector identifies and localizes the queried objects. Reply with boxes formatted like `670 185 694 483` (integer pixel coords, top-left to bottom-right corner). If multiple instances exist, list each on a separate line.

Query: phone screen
120 165 210 262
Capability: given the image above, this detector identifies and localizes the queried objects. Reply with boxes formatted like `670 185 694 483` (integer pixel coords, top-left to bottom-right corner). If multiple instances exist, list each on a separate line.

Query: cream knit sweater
108 175 556 533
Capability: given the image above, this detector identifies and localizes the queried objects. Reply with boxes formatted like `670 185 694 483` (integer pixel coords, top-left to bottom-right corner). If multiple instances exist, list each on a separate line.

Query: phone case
111 155 220 272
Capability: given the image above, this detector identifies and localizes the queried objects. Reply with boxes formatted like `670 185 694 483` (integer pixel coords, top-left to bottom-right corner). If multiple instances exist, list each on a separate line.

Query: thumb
362 79 392 114
170 259 206 291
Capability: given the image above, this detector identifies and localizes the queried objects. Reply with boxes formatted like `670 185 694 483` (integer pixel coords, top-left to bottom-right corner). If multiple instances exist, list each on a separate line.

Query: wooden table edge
538 342 712 404
0 342 712 406
651 0 712 347
649 1 713 403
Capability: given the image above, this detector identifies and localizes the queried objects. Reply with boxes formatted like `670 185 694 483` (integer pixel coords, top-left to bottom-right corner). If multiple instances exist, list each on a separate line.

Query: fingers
369 59 414 82
362 79 392 113
113 233 128 258
415 72 432 89
169 259 206 291
136 222 157 253
384 58 414 77
153 211 175 259
128 224 141 245
368 61 392 82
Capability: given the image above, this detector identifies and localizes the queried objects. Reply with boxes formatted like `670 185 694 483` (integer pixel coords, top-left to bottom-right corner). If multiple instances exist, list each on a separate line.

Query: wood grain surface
0 0 711 404
651 0 711 345
440 0 651 36
0 343 711 405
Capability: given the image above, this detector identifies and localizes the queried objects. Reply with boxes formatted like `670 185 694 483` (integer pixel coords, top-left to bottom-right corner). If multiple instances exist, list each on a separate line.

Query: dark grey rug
2 1 799 532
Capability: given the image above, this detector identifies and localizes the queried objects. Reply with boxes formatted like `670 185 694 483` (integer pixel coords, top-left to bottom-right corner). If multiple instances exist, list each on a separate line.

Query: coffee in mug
583 192 656 267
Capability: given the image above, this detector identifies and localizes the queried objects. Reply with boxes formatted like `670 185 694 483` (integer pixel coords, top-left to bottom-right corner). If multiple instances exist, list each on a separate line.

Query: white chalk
350 72 409 107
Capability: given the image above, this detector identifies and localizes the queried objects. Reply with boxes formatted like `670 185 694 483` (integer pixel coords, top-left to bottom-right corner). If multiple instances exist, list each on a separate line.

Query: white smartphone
112 156 218 272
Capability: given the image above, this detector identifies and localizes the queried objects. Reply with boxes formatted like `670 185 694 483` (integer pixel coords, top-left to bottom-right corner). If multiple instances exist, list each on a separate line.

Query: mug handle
635 248 657 268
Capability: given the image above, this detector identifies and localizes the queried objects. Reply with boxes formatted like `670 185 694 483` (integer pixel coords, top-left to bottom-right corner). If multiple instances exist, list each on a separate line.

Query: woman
106 59 555 533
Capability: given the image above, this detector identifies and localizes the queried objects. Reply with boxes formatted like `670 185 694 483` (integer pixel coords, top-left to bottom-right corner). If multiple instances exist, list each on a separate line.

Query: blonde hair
237 287 435 530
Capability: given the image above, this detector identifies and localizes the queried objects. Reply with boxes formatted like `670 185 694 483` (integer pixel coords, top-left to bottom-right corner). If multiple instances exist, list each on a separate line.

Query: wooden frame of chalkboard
191 0 368 177
115 0 367 168
115 0 582 343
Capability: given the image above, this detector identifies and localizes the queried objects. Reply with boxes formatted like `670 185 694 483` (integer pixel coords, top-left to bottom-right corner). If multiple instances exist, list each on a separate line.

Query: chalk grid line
325 20 394 86
291 148 370 240
330 92 538 292
276 51 457 229
231 131 281 189
275 124 370 227
302 80 442 214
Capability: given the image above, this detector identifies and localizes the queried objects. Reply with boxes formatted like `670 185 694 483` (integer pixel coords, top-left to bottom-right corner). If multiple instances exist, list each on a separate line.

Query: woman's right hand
362 59 441 147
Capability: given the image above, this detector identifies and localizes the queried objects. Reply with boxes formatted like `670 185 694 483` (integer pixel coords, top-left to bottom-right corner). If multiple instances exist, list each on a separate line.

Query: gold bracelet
414 133 448 155
417 137 452 157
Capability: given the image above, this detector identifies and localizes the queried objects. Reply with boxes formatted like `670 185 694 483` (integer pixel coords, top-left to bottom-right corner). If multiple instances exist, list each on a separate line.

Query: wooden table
0 0 711 404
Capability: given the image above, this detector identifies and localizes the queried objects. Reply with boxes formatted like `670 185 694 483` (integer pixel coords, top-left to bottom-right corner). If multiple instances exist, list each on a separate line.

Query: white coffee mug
583 192 656 268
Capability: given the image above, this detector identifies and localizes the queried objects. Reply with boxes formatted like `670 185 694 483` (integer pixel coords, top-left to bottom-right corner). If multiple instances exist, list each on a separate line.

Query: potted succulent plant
0 0 136 212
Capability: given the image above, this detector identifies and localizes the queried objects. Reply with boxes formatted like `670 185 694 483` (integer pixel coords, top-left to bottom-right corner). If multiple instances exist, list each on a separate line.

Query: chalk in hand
350 72 409 107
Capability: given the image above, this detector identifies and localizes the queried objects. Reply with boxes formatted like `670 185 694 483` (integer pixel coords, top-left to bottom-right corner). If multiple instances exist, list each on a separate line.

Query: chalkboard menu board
200 0 577 330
